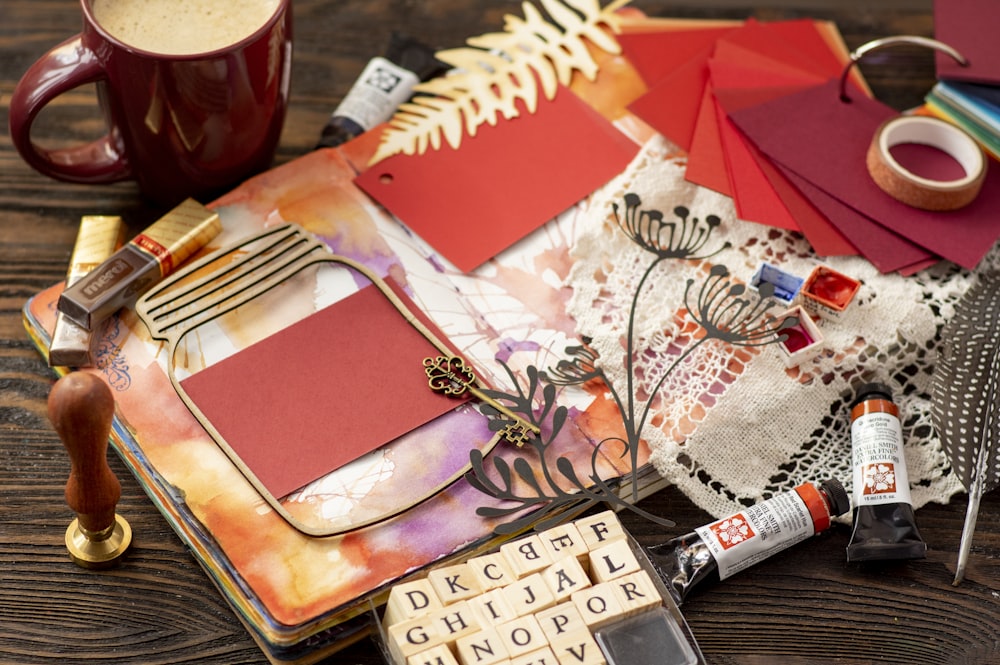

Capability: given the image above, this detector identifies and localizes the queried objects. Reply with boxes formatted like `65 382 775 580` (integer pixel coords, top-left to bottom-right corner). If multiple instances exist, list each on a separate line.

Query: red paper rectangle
180 280 468 499
935 0 1000 84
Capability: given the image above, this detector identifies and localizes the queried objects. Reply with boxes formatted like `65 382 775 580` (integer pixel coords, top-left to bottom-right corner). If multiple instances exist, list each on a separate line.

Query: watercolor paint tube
48 215 126 367
846 382 927 562
316 32 446 149
57 198 221 331
646 479 850 604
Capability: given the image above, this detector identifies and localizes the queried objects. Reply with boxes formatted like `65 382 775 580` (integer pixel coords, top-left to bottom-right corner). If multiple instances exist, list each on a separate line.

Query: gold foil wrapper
133 198 222 275
57 198 222 331
49 216 126 367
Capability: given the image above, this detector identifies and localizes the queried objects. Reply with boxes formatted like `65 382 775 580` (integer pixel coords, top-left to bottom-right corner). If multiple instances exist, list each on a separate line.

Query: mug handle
9 35 132 184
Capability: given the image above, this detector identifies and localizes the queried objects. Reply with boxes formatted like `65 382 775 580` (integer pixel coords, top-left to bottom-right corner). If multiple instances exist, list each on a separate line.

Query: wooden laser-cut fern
369 0 630 165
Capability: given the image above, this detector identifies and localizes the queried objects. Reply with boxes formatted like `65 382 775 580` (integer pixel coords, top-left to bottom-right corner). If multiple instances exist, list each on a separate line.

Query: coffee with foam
90 0 282 56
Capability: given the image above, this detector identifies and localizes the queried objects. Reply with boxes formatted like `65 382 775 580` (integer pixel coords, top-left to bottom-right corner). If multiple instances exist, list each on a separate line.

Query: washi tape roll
866 115 986 211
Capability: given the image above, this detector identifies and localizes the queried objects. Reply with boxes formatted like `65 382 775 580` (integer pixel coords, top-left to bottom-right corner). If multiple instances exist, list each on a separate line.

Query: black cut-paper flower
685 265 797 347
466 191 796 533
544 342 601 386
613 192 730 260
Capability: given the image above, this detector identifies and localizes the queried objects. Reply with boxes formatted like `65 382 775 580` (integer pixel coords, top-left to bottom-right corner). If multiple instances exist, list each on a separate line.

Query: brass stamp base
65 514 132 569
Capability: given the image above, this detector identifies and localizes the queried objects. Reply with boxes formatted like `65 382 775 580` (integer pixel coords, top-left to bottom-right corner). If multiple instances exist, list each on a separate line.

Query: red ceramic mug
9 0 292 205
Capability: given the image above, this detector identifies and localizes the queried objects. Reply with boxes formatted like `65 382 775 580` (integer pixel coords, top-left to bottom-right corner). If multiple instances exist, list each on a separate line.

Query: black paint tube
646 479 850 605
846 383 927 562
316 32 447 149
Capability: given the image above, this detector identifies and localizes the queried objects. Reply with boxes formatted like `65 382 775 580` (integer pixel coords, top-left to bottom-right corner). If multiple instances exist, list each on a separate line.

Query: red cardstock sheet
776 166 934 274
355 86 639 273
712 74 858 254
730 79 1000 270
934 0 1000 85
180 280 470 499
628 46 714 152
626 18 850 207
617 25 738 88
709 59 824 231
685 20 846 196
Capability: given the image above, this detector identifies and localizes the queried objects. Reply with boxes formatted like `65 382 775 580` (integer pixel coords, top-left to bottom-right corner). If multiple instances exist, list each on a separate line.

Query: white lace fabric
565 137 987 518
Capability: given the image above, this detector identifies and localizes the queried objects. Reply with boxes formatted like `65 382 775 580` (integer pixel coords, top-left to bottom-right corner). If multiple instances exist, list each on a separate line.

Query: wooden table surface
2 1 998 663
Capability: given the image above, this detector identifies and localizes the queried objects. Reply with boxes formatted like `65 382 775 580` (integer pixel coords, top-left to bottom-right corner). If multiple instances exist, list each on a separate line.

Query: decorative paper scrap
369 0 628 163
355 0 642 273
179 280 470 499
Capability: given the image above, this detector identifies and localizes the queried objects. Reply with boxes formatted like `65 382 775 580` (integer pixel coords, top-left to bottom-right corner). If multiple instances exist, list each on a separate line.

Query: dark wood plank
3 1 996 664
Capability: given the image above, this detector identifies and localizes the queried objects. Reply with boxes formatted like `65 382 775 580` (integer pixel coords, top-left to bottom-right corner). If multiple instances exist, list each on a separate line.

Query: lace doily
565 136 993 519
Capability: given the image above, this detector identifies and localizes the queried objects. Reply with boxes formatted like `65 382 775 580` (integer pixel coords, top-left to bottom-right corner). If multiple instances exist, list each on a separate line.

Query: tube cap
820 478 851 517
851 381 893 408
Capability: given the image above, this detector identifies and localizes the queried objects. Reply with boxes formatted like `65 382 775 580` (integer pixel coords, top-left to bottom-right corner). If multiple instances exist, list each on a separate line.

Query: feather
930 270 1000 584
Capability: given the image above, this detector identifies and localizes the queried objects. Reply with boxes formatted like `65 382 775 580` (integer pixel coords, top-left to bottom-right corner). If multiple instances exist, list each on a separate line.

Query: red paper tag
355 87 638 273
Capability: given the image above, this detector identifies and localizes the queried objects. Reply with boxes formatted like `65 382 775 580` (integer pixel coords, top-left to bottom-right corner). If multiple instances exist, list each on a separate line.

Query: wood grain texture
2 1 997 664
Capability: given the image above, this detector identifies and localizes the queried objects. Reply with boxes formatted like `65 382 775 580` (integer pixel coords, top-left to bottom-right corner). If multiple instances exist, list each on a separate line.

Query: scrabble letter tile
387 615 443 665
456 628 510 665
429 563 482 605
497 615 546 658
467 552 516 590
470 588 518 625
385 579 444 627
534 602 587 643
510 646 557 665
550 630 607 665
587 540 640 583
574 511 625 550
408 643 460 665
539 523 588 561
609 570 661 616
541 555 591 603
430 601 481 644
502 571 556 617
570 582 625 630
501 534 553 578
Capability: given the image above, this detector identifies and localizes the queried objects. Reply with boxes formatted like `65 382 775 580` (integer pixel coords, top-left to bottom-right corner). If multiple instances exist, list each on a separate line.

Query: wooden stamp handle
48 372 120 535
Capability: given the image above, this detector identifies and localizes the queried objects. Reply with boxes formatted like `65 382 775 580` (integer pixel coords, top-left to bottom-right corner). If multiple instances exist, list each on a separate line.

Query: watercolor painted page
25 137 650 640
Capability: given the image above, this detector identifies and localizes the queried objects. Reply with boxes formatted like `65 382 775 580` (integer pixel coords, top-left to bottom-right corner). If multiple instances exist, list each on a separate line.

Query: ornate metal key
424 354 539 446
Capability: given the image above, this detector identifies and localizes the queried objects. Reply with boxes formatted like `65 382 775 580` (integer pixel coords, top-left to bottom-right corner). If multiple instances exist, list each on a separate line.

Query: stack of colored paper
926 81 1000 161
923 0 1000 163
616 11 1000 275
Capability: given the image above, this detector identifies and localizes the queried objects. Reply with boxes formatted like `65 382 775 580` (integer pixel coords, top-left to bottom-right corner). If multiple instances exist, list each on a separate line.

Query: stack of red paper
356 3 1000 276
621 9 1000 274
